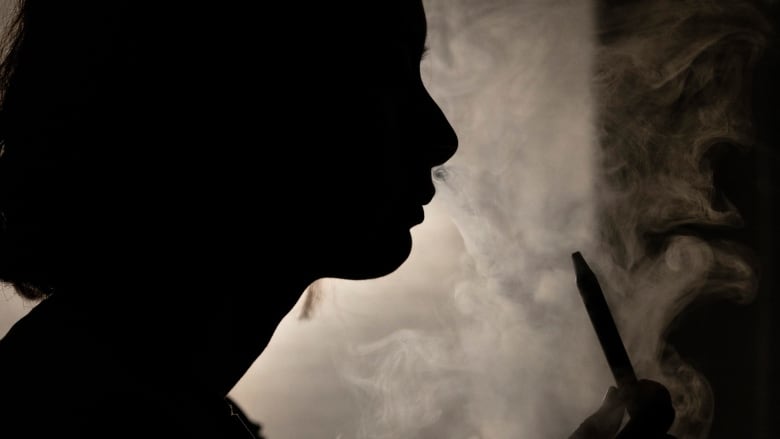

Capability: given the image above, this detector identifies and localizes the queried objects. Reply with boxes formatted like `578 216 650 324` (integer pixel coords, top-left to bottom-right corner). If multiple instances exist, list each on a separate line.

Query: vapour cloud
343 1 607 438
594 1 769 436
0 1 770 438
341 1 770 438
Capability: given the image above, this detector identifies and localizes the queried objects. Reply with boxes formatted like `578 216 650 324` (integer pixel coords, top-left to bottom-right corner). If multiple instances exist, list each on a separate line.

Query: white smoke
594 1 769 436
0 0 769 438
341 1 770 438
343 1 608 438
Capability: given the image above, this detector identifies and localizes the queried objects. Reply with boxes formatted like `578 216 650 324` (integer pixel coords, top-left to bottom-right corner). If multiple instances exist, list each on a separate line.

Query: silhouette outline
0 1 672 438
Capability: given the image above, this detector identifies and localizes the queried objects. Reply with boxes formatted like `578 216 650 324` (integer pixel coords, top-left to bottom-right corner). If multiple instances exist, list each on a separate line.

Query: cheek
290 82 412 225
324 103 406 198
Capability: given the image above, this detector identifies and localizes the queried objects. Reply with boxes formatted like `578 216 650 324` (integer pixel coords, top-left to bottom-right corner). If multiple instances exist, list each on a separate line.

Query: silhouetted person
0 1 673 438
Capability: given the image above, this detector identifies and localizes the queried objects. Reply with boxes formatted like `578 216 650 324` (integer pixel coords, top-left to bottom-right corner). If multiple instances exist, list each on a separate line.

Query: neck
187 276 310 396
61 270 314 398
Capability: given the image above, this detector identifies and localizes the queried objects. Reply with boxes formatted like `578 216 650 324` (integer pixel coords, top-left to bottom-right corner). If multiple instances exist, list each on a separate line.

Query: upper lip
417 179 436 205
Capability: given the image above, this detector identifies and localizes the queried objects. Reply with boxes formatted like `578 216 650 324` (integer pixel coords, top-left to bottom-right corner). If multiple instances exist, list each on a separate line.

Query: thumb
570 387 626 439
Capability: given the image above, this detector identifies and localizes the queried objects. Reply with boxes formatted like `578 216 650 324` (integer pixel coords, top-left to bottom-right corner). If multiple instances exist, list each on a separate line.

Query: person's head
0 0 457 299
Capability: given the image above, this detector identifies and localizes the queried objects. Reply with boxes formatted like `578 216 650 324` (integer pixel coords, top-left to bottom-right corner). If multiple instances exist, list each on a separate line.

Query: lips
410 205 424 225
416 178 436 206
419 191 435 206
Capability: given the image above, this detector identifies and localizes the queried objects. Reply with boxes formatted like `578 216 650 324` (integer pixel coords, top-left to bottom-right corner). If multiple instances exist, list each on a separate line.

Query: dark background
668 3 780 438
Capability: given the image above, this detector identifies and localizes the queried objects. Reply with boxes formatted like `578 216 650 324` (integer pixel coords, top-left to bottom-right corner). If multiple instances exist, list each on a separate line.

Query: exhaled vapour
341 0 771 438
345 1 604 438
594 1 769 437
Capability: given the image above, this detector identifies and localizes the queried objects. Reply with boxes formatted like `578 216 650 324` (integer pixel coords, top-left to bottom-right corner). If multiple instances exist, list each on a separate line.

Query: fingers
569 381 676 439
626 379 675 432
597 386 628 431
616 379 676 439
569 387 626 439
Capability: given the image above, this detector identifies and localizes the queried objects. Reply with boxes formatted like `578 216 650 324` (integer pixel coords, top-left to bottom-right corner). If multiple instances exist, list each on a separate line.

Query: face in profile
0 0 457 294
297 0 459 280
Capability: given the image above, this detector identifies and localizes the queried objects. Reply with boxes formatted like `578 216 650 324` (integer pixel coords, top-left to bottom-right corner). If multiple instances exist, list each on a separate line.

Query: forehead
343 0 427 49
399 0 427 48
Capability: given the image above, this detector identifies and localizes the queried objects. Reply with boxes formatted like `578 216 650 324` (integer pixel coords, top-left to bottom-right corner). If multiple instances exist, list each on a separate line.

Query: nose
421 91 458 168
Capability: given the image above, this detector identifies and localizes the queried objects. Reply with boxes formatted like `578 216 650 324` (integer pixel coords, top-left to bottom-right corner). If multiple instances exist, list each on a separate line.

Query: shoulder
1 339 255 438
0 299 175 438
0 298 258 438
0 387 232 438
0 298 119 437
0 356 247 439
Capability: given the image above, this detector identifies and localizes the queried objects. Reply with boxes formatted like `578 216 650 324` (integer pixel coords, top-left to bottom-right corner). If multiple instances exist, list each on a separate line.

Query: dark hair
0 1 419 301
0 1 251 299
0 1 164 299
0 0 60 299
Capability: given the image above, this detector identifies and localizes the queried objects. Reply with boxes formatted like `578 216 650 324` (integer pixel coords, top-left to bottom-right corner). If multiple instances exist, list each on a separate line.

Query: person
0 1 674 437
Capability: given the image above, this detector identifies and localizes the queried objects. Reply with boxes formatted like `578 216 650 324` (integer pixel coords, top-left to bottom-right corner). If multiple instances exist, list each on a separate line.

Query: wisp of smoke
341 0 771 438
345 1 606 438
594 0 770 437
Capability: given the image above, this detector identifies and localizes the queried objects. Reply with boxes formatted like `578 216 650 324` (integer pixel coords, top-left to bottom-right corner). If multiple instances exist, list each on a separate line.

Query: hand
569 380 676 439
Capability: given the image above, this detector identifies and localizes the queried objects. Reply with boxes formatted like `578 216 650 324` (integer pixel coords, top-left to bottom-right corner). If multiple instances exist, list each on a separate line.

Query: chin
329 229 413 280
